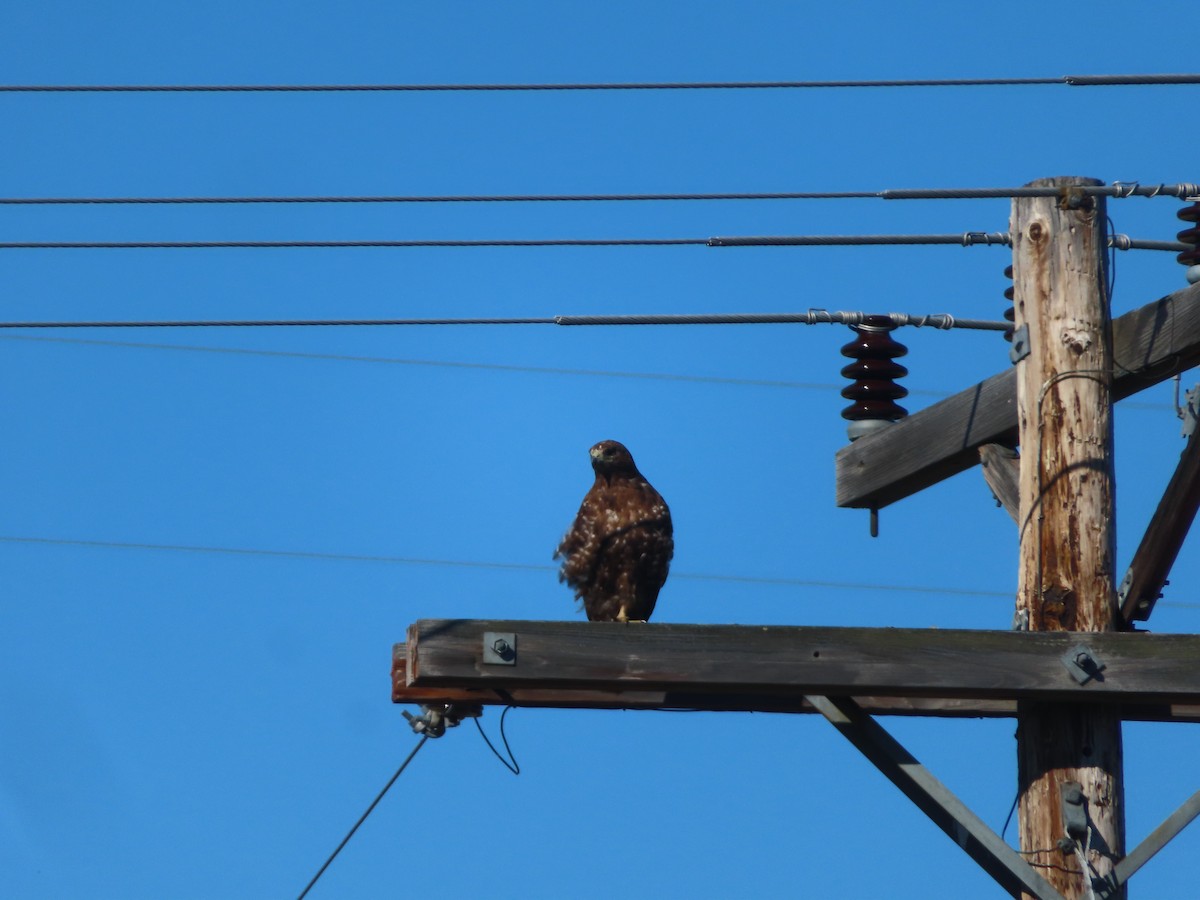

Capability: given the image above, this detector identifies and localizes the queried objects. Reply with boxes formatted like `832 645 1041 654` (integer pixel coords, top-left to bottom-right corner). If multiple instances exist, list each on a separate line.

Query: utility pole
1012 176 1125 898
396 179 1200 897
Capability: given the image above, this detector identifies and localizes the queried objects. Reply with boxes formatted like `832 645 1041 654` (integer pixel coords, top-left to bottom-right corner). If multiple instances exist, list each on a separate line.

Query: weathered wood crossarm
394 620 1200 719
836 281 1200 511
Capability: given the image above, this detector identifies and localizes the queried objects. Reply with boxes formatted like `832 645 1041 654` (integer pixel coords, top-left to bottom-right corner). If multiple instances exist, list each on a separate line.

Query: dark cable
473 706 520 775
0 312 1011 330
1107 216 1118 303
0 190 879 205
0 234 1181 252
0 317 555 329
1 74 1197 92
296 735 429 900
1001 792 1019 843
6 183 1193 206
0 238 707 250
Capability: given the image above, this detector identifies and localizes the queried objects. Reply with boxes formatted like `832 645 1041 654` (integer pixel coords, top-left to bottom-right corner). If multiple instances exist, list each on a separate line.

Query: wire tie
1111 181 1137 199
962 231 998 247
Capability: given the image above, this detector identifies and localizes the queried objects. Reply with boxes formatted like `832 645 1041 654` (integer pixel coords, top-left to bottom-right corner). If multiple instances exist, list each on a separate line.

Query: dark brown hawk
555 440 673 622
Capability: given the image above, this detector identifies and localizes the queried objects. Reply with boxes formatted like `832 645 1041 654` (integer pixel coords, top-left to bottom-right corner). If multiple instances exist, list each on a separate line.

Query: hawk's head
589 439 639 477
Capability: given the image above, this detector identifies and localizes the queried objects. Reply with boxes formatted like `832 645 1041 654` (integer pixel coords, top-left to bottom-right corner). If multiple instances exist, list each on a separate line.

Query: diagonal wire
0 333 1178 410
5 535 1198 607
0 534 1011 599
297 735 429 900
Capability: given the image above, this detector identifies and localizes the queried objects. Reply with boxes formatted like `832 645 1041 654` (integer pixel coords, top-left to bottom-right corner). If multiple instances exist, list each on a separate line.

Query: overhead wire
2 73 1198 92
5 534 1197 608
3 182 1195 206
0 333 868 393
0 332 1179 412
0 234 1183 252
0 311 1012 330
296 735 429 900
0 534 1015 599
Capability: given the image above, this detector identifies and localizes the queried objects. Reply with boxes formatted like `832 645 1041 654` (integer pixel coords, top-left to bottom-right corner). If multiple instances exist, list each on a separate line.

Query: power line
296 735 429 900
0 333 862 392
0 332 1179 411
6 533 1198 608
0 233 1183 252
5 182 1195 206
2 74 1198 92
0 238 706 250
0 311 1012 330
0 534 1013 599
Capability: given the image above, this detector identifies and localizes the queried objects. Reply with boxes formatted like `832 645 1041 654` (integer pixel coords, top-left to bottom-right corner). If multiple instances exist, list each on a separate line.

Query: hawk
555 440 673 622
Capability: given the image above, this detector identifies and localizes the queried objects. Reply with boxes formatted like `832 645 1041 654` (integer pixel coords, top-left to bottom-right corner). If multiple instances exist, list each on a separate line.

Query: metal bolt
493 638 512 656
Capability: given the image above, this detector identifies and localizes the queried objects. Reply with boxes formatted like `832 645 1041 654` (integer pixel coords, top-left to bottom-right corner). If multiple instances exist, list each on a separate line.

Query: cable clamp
402 702 482 738
1182 385 1200 438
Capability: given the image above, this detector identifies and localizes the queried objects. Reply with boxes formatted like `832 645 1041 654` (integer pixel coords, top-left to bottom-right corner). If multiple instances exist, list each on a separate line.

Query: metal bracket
1060 781 1090 844
1010 324 1031 364
402 702 482 737
1115 569 1134 608
1061 643 1106 685
483 631 517 666
1183 385 1199 438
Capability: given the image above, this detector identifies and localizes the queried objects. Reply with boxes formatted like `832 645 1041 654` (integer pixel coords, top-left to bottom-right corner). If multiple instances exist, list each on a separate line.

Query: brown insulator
1003 264 1015 341
840 314 908 440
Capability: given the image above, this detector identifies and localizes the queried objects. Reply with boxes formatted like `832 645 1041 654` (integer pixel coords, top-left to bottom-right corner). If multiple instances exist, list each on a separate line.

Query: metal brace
483 631 517 666
1010 324 1031 364
1061 643 1106 685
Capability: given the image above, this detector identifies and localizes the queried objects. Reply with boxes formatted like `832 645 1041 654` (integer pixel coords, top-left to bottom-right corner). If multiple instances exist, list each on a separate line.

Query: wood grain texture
1012 177 1123 900
835 280 1200 510
401 619 1200 705
391 641 1200 722
980 443 1021 522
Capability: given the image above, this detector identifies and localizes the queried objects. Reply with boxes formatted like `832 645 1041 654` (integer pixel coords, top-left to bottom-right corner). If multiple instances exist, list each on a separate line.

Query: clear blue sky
2 3 1198 898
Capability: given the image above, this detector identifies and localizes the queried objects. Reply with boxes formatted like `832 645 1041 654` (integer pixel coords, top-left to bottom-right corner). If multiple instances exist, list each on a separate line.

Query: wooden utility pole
1012 177 1124 898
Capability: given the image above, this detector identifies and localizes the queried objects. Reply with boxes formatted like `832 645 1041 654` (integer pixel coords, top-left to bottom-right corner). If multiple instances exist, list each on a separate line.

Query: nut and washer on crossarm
1061 643 1106 685
483 632 517 665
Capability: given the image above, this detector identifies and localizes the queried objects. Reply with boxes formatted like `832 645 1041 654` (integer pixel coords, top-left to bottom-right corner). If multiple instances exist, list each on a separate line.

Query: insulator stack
840 314 909 441
1003 264 1015 341
1178 201 1200 283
